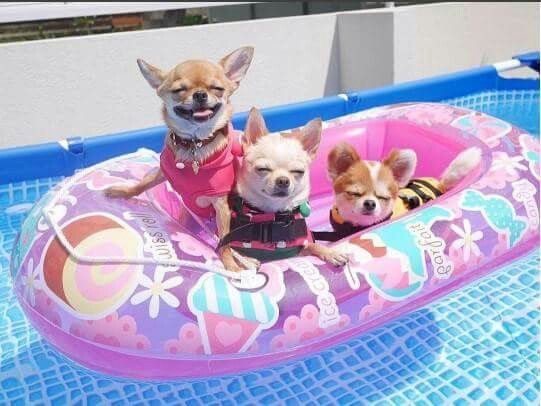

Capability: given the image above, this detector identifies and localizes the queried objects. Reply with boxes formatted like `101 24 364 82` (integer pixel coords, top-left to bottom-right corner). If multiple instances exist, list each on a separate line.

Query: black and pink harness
218 195 313 262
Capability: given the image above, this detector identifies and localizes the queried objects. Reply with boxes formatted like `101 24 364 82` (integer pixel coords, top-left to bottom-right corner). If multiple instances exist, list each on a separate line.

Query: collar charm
170 126 229 175
191 160 200 174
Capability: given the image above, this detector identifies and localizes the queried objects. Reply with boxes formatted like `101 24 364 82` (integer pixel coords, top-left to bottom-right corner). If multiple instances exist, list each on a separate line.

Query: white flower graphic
450 219 483 261
130 269 183 318
22 258 41 307
492 152 527 177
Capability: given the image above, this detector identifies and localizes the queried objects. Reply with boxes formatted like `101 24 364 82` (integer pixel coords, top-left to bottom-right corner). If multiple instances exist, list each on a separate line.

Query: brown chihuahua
326 142 481 237
105 46 257 272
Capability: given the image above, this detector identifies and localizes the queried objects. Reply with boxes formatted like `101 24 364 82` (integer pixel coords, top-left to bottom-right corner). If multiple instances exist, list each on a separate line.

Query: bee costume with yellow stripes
312 178 444 242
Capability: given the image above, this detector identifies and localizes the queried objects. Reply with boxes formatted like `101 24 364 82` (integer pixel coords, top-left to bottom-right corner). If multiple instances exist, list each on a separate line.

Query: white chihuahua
220 108 348 266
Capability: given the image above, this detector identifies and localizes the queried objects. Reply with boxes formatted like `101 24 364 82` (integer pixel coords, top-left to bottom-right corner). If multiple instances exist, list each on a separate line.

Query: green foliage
181 14 208 26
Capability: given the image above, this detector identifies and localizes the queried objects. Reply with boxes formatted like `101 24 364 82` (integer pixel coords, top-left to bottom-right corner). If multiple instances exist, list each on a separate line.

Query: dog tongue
193 109 213 119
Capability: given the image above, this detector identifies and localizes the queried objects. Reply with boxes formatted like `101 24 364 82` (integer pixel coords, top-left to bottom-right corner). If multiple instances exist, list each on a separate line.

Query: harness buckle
260 223 273 243
259 221 297 244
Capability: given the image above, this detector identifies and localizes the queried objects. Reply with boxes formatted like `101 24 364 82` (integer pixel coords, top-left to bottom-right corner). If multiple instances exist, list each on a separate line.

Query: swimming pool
444 89 540 137
0 57 539 404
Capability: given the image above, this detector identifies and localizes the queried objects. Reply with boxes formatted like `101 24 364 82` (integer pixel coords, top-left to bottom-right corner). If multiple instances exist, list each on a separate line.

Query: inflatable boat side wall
11 103 540 379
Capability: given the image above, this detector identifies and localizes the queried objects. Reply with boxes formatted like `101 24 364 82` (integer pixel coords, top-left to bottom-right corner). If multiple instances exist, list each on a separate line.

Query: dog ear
299 118 322 159
137 59 166 89
243 107 268 146
220 46 254 88
327 142 360 180
383 149 417 187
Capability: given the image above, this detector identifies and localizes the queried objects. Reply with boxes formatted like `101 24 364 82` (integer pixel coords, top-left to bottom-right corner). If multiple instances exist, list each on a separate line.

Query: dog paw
226 262 244 273
324 251 349 267
235 254 260 271
219 247 258 273
220 253 243 273
103 186 135 199
247 257 261 270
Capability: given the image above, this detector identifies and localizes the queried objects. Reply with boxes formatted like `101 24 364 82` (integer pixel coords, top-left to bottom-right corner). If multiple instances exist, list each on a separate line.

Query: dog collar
332 206 392 229
169 124 229 174
312 206 392 242
227 194 306 217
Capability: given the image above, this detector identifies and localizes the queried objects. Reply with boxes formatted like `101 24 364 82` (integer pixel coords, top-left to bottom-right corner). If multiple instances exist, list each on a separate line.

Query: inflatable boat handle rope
165 189 266 282
42 204 267 290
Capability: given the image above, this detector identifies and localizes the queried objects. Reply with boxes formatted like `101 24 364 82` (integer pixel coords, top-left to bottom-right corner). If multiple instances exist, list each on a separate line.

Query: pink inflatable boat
11 103 540 379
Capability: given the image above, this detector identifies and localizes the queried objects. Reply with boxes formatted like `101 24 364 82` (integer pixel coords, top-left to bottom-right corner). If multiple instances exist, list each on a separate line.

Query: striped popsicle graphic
189 273 278 325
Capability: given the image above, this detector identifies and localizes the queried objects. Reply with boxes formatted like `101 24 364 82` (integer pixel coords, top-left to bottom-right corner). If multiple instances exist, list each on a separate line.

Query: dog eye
376 195 390 201
172 87 187 93
346 191 363 198
256 167 271 174
212 86 225 92
290 170 305 176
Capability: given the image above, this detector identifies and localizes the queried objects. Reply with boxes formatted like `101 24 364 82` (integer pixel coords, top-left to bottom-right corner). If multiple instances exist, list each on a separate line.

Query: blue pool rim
0 53 539 404
0 54 539 184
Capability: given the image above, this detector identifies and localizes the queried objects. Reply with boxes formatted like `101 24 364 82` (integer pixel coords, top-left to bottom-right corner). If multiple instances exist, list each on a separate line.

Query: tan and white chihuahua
105 46 256 272
224 108 348 266
326 143 481 236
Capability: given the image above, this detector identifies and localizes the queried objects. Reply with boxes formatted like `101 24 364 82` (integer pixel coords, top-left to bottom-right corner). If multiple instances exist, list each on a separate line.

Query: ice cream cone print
188 273 279 354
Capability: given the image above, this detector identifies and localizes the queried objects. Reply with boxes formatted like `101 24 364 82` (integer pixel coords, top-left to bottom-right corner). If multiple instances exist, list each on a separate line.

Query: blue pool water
0 90 539 405
444 89 540 136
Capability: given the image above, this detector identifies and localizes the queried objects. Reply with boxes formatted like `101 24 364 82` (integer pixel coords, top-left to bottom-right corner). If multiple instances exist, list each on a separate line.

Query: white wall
336 2 540 92
0 13 339 147
392 2 540 84
337 9 395 92
0 2 538 149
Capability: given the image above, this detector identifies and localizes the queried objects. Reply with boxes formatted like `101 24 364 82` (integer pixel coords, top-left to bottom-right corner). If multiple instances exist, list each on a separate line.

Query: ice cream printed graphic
340 206 454 301
461 189 527 247
188 273 280 354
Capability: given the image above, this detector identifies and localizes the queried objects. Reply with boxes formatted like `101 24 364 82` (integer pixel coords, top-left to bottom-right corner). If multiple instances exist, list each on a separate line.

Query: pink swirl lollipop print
41 213 144 319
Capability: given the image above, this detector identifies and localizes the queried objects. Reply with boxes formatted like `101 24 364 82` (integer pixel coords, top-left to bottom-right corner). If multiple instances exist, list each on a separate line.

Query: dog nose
363 199 376 211
275 176 290 189
193 91 208 104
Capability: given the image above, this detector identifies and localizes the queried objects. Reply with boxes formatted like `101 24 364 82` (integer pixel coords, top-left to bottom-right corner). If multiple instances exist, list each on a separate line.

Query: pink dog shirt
160 125 243 218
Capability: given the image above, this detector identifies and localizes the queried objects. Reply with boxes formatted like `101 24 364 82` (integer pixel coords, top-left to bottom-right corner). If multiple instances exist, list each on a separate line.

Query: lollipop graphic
188 273 279 354
41 212 144 319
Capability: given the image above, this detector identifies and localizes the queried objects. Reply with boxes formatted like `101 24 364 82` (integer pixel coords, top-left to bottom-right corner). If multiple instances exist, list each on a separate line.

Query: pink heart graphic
215 321 242 347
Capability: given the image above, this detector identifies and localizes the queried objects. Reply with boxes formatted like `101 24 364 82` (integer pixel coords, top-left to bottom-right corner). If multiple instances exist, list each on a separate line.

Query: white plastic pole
493 59 523 72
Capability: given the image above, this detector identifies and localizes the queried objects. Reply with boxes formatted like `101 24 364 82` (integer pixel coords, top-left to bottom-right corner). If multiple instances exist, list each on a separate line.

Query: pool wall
1 3 538 149
0 58 538 184
0 57 539 404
